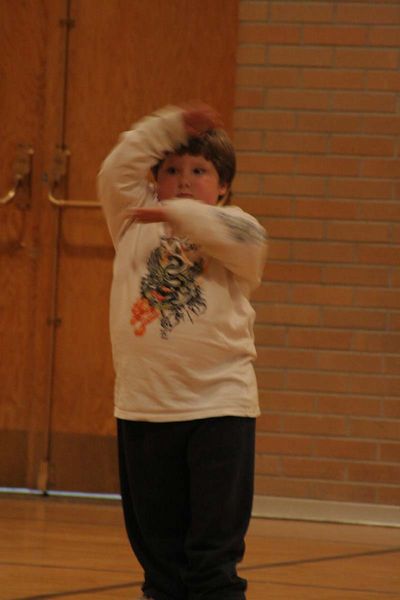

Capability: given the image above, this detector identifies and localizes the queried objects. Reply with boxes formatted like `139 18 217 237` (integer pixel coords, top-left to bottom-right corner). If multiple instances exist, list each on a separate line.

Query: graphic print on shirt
131 236 207 338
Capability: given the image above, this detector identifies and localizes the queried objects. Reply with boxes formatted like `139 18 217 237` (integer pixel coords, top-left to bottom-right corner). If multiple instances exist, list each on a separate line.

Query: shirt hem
114 405 260 422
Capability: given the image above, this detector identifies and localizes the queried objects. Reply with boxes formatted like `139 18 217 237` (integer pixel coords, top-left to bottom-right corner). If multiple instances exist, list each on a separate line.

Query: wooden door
0 0 64 488
46 0 239 493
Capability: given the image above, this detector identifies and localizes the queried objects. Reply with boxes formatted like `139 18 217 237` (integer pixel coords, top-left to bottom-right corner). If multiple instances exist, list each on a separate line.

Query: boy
98 104 267 600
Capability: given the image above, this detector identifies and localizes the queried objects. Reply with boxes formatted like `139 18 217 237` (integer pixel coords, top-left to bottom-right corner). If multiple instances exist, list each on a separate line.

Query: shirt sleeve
162 199 268 291
97 106 187 246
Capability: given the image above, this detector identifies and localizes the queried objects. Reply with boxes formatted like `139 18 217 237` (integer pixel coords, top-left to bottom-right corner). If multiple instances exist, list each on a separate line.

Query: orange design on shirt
130 297 159 336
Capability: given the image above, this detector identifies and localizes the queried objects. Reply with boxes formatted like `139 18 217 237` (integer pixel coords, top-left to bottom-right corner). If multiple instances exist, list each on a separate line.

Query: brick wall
233 0 400 506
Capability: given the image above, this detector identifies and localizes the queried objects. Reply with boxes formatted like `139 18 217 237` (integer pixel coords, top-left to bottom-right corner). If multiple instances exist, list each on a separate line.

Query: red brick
269 46 334 67
234 109 295 130
380 442 400 462
354 288 400 310
292 284 353 306
255 455 281 476
267 90 331 110
326 222 391 243
318 351 383 374
234 87 264 108
236 66 300 87
237 153 295 173
362 159 399 178
267 240 291 260
265 132 327 154
256 347 318 370
293 241 354 263
236 196 291 216
254 325 287 346
256 303 321 326
303 69 365 90
352 332 400 353
369 27 400 48
252 282 290 303
317 396 381 417
389 313 400 331
378 487 400 506
257 413 281 432
331 135 395 156
256 433 314 456
323 307 386 330
367 71 400 92
363 116 400 135
255 476 313 499
349 463 400 485
392 270 400 288
264 218 324 240
287 371 349 394
237 44 266 65
329 178 392 199
295 198 358 219
254 368 286 390
233 130 263 150
288 328 352 351
335 48 398 69
297 155 359 176
259 390 315 413
232 173 261 194
264 263 322 282
297 112 362 133
336 4 400 25
234 0 400 508
383 399 400 418
303 24 367 45
350 418 400 441
283 414 347 435
239 23 301 44
358 202 400 221
264 175 326 196
323 265 388 287
282 457 347 480
313 481 376 503
270 2 334 23
239 1 269 22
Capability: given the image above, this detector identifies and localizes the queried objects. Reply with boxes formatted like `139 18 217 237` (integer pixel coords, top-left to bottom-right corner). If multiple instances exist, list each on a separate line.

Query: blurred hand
129 207 168 223
182 102 222 136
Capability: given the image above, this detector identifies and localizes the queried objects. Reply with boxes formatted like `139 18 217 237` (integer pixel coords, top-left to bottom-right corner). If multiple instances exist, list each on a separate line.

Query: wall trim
1 488 399 528
253 495 400 528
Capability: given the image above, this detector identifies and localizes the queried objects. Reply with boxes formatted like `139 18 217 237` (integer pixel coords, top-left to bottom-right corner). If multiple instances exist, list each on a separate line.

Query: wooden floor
1 495 400 600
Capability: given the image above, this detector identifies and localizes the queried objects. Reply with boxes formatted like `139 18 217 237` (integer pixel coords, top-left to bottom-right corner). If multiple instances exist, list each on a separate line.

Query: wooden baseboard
1 487 399 528
252 495 400 528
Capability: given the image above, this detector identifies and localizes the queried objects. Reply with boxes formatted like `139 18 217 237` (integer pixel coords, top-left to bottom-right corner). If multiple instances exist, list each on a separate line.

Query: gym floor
2 494 400 599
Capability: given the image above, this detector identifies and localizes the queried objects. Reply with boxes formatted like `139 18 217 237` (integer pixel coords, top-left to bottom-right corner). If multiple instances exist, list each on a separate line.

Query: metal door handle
48 146 101 209
0 145 33 207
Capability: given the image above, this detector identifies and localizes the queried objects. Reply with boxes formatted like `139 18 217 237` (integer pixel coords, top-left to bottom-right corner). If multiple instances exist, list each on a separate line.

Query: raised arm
97 106 187 245
98 104 221 246
131 200 268 291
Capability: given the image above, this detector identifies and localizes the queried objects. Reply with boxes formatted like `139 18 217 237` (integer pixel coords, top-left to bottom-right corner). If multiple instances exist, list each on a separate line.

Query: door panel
48 0 238 493
0 0 64 487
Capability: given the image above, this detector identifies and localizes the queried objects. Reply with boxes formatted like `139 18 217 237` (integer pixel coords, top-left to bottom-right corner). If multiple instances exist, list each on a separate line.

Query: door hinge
59 18 75 29
47 317 62 327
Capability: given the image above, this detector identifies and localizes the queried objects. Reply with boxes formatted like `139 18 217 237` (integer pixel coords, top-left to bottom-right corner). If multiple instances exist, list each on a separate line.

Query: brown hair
152 129 236 205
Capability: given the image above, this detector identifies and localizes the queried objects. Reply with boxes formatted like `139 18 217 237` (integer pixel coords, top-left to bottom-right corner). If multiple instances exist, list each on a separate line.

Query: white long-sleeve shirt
98 106 267 422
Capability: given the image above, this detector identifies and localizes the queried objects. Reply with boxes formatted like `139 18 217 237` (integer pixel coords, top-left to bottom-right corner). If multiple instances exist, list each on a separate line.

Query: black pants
117 416 256 600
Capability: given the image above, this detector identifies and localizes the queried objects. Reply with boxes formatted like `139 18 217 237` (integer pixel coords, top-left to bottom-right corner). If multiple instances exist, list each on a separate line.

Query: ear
217 183 229 206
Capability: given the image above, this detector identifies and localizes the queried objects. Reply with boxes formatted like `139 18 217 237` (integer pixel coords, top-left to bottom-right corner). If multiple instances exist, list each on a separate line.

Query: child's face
156 153 227 205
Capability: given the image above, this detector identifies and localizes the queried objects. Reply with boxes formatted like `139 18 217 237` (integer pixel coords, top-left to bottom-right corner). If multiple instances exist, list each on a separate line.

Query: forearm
132 200 267 289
